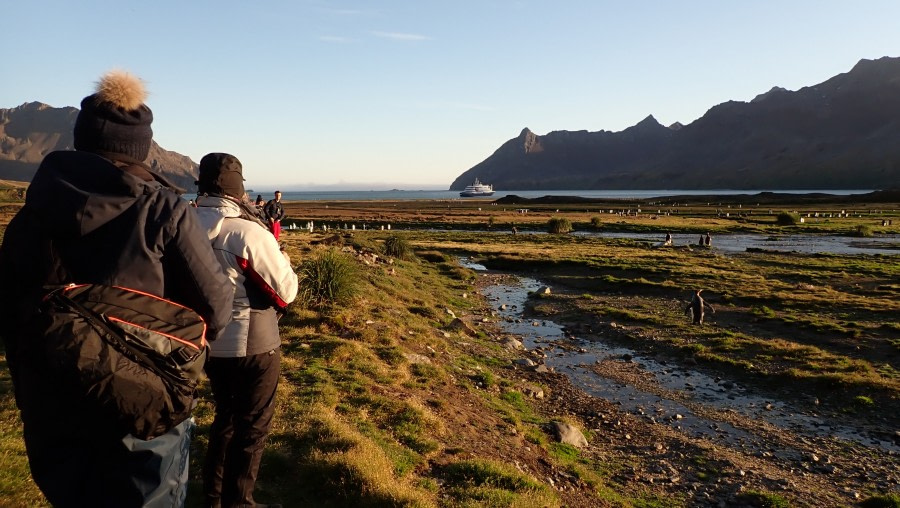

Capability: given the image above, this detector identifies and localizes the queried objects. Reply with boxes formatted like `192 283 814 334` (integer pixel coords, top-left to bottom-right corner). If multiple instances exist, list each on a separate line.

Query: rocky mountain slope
0 102 198 190
452 57 900 191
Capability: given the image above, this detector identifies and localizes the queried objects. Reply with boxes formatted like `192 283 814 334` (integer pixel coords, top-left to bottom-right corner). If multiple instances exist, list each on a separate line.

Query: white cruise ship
459 178 495 197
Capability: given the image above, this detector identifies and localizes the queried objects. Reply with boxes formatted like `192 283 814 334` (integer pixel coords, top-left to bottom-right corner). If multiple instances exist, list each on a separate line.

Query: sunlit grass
0 360 45 507
2 200 898 506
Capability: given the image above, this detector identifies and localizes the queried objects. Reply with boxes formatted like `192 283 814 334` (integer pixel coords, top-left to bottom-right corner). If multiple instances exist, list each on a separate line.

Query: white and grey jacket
195 195 298 357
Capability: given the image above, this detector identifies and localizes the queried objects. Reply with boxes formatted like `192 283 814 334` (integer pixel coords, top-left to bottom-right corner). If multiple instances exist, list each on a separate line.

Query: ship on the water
459 178 495 197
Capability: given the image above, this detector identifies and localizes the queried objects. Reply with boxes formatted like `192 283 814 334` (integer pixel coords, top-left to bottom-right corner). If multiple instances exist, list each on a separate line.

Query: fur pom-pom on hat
93 70 148 111
74 69 154 162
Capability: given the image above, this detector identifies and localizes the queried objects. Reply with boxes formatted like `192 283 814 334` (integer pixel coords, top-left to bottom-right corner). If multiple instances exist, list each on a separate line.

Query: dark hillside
0 102 198 190
452 57 900 191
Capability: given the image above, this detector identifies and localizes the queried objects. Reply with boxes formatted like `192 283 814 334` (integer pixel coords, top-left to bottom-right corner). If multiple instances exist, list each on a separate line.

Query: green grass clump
737 490 791 508
548 442 579 462
752 305 777 318
500 390 529 412
548 217 573 234
442 459 557 506
853 395 875 408
417 250 449 263
471 369 496 388
854 224 875 237
590 216 603 229
383 235 414 260
776 212 801 226
443 459 544 492
297 247 360 309
861 493 900 508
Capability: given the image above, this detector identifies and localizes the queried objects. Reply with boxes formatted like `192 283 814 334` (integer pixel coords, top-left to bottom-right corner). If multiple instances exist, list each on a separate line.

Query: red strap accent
236 256 288 309
62 285 209 346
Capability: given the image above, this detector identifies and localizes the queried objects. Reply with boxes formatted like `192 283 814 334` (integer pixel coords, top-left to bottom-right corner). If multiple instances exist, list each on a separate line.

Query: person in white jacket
193 153 298 508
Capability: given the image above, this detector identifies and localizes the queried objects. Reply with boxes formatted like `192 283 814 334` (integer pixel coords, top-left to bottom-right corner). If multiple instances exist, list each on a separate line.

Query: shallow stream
463 259 899 459
572 231 900 256
410 228 900 255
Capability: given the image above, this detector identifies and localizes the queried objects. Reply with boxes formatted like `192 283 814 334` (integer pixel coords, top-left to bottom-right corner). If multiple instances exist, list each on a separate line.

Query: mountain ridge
451 57 900 191
0 102 198 190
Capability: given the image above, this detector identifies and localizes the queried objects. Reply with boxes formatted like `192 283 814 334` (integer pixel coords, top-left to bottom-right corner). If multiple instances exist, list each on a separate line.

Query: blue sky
4 1 899 190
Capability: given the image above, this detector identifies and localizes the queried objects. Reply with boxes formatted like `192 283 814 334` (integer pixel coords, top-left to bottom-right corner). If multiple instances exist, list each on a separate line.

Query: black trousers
203 348 280 508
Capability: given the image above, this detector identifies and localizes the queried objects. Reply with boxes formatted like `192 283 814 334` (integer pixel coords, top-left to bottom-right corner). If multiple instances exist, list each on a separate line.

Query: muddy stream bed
462 259 899 467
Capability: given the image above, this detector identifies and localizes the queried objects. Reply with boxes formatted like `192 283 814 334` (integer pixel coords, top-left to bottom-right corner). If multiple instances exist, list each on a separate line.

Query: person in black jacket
263 191 286 239
0 70 233 508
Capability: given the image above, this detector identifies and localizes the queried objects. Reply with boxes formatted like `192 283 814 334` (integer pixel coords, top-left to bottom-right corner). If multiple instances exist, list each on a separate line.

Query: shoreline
178 188 897 204
493 189 900 205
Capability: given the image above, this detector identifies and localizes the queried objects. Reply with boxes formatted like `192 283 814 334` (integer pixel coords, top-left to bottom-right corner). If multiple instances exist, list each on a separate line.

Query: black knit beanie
73 71 153 161
196 153 246 199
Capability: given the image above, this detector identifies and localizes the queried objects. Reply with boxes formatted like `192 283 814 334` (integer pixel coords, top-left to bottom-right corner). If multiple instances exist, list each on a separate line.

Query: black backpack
28 284 209 439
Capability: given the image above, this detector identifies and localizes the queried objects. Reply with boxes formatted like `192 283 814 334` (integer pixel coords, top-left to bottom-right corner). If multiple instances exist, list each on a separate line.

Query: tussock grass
384 235 415 260
776 212 801 226
297 247 360 309
853 224 875 237
547 217 573 234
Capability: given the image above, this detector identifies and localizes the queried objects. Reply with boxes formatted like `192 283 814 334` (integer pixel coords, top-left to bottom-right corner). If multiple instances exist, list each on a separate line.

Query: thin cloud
372 31 430 41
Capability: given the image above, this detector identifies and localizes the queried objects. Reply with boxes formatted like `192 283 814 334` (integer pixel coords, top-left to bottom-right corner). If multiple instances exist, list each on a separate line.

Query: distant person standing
705 232 712 247
253 194 266 221
264 191 285 240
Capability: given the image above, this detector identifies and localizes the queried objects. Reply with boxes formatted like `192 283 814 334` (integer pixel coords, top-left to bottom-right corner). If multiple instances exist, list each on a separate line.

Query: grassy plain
0 192 898 507
278 193 900 236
